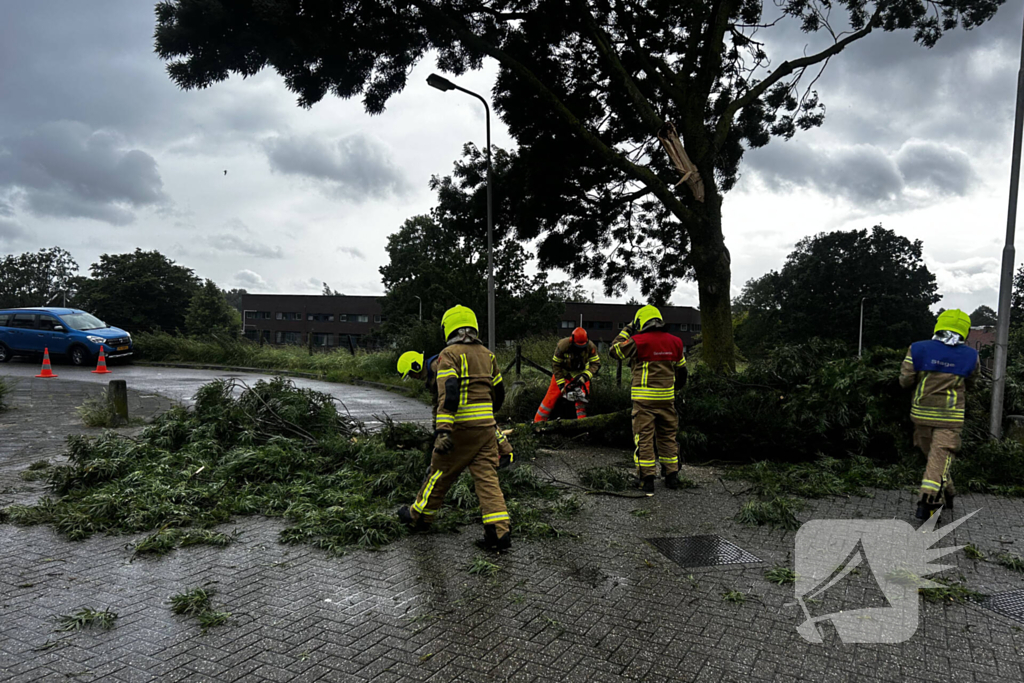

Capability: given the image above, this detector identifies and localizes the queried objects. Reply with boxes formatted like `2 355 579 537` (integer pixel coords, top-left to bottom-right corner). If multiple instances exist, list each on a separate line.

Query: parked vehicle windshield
60 312 107 330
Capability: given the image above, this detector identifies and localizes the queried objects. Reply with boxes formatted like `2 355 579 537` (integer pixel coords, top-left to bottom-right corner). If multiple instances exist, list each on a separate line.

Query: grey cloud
337 246 366 260
234 269 269 289
0 121 165 225
263 133 410 200
746 142 904 204
745 139 976 204
0 199 14 217
0 218 26 244
209 233 284 259
895 141 976 195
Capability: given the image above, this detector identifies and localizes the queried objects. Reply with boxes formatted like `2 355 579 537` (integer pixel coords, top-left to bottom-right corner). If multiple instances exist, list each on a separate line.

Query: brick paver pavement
1 376 1023 682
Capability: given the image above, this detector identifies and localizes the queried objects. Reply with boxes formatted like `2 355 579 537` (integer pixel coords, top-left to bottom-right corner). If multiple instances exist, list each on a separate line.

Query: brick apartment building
240 294 701 349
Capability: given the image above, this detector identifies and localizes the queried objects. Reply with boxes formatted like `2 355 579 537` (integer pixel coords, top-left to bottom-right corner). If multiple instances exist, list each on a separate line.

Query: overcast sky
1 1 1022 315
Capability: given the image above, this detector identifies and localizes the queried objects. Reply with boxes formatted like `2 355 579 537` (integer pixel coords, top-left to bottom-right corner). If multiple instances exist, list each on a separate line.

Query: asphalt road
0 359 432 425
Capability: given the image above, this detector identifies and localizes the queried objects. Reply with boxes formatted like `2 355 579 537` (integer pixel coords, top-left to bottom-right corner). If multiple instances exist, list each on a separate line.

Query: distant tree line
0 247 242 337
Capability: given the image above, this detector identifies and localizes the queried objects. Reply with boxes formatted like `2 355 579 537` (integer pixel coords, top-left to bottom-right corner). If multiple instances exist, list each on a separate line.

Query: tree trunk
689 205 735 373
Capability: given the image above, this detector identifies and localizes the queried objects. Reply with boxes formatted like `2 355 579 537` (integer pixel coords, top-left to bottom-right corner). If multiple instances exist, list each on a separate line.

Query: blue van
0 307 133 366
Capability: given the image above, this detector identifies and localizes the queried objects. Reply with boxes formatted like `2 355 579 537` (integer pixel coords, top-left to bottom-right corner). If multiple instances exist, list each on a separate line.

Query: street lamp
858 297 868 358
428 73 496 350
413 295 422 321
990 8 1024 439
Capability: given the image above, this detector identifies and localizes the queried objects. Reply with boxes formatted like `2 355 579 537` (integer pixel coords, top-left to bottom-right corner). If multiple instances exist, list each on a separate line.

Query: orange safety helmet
571 327 588 348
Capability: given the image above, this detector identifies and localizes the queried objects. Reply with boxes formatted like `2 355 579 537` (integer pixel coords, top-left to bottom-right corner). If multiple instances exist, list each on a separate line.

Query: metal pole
990 8 1024 440
414 295 422 321
485 106 495 351
427 75 495 350
858 297 867 358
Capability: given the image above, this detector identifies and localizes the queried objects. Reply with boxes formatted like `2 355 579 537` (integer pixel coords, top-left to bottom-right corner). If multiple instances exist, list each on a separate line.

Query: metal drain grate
647 535 762 568
976 590 1024 625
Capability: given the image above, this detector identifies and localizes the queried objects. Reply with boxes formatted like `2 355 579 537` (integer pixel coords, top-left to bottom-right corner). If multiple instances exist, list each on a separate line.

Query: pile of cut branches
2 378 570 554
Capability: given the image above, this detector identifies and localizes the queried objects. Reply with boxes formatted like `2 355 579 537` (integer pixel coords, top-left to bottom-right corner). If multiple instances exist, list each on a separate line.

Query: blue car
0 307 133 366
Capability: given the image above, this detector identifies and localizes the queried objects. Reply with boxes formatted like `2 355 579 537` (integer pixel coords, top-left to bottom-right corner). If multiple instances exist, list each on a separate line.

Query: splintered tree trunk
690 205 736 373
108 380 129 426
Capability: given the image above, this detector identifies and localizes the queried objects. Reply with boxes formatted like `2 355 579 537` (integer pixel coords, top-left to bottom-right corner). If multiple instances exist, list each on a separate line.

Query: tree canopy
970 304 997 327
0 247 79 308
75 249 201 333
185 279 240 338
155 0 1003 370
735 225 940 355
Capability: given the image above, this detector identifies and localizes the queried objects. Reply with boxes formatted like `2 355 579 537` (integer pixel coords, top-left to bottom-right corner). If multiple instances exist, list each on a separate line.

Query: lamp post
427 73 495 350
413 295 422 321
858 297 868 358
990 8 1024 440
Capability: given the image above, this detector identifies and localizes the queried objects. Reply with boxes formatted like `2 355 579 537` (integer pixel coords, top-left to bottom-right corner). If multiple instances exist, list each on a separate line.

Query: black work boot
943 489 955 512
915 494 941 521
665 471 680 490
640 475 655 497
397 505 429 532
476 524 512 551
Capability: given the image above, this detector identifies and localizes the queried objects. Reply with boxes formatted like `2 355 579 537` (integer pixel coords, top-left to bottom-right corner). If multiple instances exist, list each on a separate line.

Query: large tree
75 249 201 333
736 225 940 354
154 0 1002 370
0 247 79 308
186 279 240 338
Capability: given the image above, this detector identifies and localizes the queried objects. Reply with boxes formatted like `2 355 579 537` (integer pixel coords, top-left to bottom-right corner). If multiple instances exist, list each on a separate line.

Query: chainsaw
561 378 589 404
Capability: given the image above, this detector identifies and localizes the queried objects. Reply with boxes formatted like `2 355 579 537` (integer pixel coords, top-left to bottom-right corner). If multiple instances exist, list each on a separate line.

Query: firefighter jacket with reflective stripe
899 340 979 427
552 338 601 386
435 341 504 430
610 328 685 402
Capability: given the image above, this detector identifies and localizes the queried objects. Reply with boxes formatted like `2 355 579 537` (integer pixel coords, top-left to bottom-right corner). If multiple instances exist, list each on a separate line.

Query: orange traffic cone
36 348 58 378
92 347 111 374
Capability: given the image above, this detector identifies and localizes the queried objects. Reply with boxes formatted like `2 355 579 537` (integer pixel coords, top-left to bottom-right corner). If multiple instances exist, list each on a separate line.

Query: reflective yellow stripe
921 479 941 492
482 511 510 523
588 355 600 362
493 372 503 386
612 344 625 359
658 456 678 463
632 387 675 400
903 356 913 363
556 378 566 386
413 470 444 513
676 358 687 367
459 354 469 407
552 355 562 363
637 459 656 466
436 415 454 425
437 369 457 378
641 362 649 388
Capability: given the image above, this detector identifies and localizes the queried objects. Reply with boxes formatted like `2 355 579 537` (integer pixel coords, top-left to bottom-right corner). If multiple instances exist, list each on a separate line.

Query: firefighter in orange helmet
534 327 601 422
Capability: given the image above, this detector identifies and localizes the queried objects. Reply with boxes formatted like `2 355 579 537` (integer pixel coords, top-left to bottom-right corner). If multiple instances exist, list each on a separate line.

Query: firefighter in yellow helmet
397 305 511 550
397 351 515 467
899 309 980 521
610 305 687 496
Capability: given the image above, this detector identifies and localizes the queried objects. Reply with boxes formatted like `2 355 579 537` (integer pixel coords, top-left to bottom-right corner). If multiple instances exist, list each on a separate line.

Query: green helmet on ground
441 305 479 340
397 351 424 379
934 309 971 339
633 305 663 331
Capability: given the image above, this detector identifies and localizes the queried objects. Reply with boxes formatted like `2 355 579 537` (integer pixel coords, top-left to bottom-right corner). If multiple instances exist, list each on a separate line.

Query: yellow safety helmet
397 351 424 379
934 309 971 339
633 305 663 331
441 304 479 340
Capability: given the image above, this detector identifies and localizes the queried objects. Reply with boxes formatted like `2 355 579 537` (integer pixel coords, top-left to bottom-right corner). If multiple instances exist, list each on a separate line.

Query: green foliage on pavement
168 587 231 632
55 607 118 632
1 379 572 554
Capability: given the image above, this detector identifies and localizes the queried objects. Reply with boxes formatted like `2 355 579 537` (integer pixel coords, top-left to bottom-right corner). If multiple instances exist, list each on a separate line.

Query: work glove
498 451 514 470
622 323 637 337
433 430 455 455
